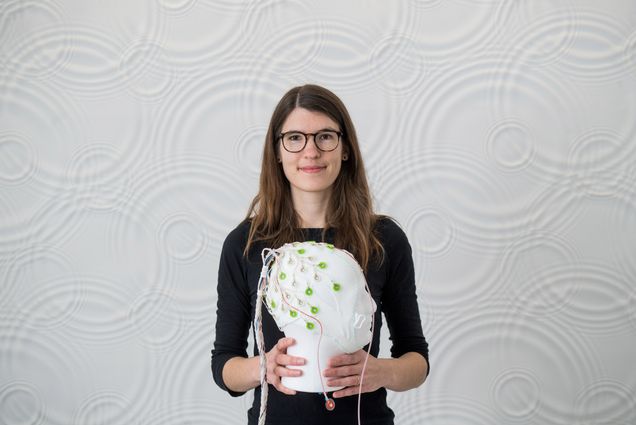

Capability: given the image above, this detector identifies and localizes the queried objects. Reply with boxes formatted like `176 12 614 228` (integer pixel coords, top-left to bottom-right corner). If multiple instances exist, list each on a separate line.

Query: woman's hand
323 351 428 398
265 337 306 395
322 349 384 398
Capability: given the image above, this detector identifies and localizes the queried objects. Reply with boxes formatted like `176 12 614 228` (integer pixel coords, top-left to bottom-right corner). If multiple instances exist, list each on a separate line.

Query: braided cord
255 249 276 425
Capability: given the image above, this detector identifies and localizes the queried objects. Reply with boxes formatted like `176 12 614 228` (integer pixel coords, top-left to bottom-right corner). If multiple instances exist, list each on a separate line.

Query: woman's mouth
299 166 325 173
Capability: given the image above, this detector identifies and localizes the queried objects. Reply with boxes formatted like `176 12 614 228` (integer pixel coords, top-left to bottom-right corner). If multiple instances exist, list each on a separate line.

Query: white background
1 1 636 424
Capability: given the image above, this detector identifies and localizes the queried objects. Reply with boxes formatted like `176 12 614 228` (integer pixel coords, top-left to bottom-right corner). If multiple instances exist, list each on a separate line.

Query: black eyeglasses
278 130 342 153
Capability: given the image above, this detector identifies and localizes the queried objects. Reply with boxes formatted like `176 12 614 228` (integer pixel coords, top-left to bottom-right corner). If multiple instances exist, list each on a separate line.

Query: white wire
357 277 376 425
255 248 276 425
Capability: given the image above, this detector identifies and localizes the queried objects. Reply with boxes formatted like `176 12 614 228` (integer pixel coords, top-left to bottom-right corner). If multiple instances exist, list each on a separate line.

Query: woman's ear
342 142 350 161
275 143 282 163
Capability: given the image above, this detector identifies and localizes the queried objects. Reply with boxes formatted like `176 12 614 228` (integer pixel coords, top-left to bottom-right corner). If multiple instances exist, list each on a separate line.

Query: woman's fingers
276 353 305 367
324 374 359 389
323 364 358 378
323 350 365 378
323 350 383 398
327 350 364 368
323 351 363 389
266 365 298 395
265 337 305 395
273 364 302 377
269 338 305 368
275 337 296 351
332 382 365 398
274 384 297 395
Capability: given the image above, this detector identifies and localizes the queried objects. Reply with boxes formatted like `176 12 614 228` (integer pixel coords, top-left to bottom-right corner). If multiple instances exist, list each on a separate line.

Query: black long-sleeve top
211 218 429 425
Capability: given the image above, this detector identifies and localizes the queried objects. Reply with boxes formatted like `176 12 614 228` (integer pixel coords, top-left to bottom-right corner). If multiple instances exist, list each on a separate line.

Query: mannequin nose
353 314 366 329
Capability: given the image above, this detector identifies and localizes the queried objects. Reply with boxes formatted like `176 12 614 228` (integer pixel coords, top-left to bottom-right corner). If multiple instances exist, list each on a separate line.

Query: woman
212 84 429 425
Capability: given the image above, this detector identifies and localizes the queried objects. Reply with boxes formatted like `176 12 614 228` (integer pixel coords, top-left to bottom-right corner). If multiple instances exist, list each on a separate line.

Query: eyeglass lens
282 131 340 152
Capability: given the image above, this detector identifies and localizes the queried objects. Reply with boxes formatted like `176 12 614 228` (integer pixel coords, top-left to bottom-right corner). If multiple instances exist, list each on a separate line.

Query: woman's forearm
381 352 428 392
222 356 260 393
223 351 428 394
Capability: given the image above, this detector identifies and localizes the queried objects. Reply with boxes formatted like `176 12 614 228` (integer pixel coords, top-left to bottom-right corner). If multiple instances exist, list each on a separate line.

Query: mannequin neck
281 324 345 393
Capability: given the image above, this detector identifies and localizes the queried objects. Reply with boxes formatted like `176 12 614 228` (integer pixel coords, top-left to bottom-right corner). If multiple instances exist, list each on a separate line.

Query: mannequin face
278 108 346 201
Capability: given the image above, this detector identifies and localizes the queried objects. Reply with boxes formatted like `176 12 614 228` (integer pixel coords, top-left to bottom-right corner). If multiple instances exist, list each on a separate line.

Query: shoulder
371 216 413 270
221 219 251 253
374 215 411 250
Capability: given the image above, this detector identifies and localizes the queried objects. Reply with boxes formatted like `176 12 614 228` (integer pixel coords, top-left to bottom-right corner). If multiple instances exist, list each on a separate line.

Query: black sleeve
211 223 253 397
380 219 429 370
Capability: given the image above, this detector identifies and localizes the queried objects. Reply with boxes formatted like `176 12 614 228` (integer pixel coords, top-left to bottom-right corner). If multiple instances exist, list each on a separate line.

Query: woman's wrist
377 357 400 390
248 355 261 388
380 352 428 392
223 356 261 392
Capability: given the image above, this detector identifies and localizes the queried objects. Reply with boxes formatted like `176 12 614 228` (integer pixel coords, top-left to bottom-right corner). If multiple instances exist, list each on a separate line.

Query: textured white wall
2 1 636 424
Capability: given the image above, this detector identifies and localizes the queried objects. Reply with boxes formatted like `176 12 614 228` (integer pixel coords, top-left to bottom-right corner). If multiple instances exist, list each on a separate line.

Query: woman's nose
303 136 321 157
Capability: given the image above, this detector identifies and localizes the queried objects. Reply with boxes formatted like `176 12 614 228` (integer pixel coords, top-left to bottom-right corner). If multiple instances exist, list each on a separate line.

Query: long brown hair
244 84 383 270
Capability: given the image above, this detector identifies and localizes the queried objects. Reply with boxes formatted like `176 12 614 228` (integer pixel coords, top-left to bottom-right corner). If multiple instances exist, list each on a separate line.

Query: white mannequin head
263 241 376 392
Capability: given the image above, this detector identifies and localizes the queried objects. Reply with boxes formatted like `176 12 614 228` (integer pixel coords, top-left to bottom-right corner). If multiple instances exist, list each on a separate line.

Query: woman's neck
292 190 330 228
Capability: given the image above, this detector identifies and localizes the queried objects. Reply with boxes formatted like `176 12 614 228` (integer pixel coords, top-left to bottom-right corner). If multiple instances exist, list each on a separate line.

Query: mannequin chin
263 241 376 394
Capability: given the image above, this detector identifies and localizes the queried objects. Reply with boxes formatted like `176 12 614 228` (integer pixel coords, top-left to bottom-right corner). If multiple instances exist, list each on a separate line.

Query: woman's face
278 107 346 200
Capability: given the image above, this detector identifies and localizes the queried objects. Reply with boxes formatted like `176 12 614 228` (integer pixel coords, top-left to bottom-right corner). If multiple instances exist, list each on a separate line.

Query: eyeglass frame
277 129 343 153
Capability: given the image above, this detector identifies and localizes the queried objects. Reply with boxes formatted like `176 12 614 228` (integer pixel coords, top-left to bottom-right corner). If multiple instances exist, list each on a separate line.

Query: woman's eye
318 132 334 141
287 134 302 142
